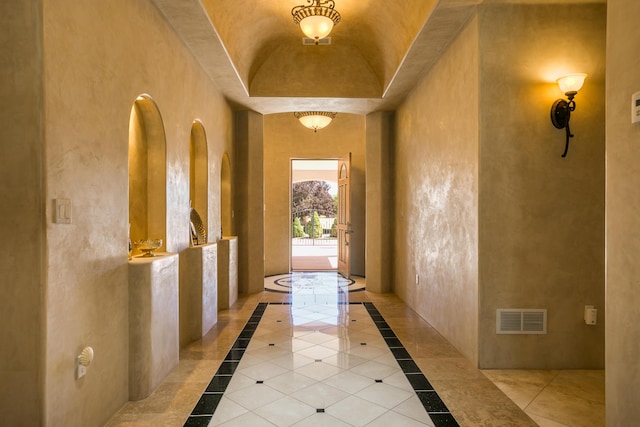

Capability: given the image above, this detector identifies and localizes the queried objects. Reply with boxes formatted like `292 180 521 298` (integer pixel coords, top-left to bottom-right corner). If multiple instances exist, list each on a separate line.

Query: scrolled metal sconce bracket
550 95 576 158
550 73 586 158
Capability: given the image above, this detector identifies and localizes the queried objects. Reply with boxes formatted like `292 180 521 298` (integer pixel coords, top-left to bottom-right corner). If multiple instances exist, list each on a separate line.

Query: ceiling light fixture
292 0 341 44
550 73 587 158
294 112 337 132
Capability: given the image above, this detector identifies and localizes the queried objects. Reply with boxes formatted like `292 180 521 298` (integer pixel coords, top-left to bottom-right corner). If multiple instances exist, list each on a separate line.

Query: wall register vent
496 309 547 334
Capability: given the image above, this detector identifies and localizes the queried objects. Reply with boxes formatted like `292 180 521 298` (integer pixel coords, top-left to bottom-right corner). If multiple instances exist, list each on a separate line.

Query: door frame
289 158 342 272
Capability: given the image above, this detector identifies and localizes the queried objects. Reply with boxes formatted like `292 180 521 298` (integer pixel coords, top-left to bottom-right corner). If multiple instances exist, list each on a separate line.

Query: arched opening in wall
291 159 339 271
128 95 167 255
190 120 208 244
221 153 233 237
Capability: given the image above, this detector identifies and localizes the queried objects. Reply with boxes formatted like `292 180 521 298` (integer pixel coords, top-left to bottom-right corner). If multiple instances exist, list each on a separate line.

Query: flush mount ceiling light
294 111 337 132
550 73 587 158
292 0 341 44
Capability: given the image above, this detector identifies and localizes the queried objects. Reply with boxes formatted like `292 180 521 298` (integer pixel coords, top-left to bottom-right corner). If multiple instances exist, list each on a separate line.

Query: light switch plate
632 91 640 124
54 198 72 224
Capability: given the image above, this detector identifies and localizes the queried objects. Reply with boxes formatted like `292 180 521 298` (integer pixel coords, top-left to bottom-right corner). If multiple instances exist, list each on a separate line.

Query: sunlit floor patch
264 271 366 294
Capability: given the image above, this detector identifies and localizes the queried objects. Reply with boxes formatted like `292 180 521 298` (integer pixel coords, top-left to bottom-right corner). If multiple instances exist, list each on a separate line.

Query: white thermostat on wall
633 91 640 124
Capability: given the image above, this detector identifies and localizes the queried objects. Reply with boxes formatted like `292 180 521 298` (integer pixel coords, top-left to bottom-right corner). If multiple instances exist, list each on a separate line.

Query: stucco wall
394 3 605 369
606 0 640 423
42 0 232 425
365 112 394 293
478 3 605 368
234 110 265 294
0 1 44 425
394 16 480 364
264 113 366 277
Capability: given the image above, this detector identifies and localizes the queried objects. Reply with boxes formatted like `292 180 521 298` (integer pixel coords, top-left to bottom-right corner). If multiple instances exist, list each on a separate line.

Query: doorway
290 159 338 271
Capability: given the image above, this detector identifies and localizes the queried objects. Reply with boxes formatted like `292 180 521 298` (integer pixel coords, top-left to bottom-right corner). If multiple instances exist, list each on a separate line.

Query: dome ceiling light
294 112 337 132
291 0 341 44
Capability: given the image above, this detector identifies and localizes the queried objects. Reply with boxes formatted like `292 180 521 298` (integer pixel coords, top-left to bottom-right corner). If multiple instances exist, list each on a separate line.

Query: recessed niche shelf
128 94 167 255
190 120 209 244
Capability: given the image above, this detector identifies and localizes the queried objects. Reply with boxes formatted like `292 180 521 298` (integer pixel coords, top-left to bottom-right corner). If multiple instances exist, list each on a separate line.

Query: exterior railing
292 237 337 246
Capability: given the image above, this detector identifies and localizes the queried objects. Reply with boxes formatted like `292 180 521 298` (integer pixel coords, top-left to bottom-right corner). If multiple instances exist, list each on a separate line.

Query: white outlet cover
77 363 86 379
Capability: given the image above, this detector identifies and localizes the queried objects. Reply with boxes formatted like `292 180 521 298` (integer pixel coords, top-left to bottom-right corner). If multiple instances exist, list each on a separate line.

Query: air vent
302 37 332 46
496 309 547 334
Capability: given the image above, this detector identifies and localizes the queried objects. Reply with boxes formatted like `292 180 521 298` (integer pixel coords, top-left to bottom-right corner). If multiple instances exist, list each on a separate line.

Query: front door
337 153 351 278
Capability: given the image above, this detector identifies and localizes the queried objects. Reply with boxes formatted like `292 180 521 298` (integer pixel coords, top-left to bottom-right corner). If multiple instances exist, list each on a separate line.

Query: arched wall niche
128 94 167 254
190 120 209 242
221 152 233 236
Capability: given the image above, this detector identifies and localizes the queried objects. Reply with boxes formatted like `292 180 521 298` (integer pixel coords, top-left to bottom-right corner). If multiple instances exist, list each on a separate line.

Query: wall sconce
550 73 587 157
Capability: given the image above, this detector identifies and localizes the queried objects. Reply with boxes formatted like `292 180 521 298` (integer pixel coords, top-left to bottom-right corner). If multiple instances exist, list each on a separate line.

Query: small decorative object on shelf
128 224 132 260
134 239 163 257
190 222 198 246
190 208 207 246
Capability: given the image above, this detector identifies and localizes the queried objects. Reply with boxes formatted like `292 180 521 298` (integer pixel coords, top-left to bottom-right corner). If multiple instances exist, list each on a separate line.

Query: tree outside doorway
292 180 337 236
290 159 339 271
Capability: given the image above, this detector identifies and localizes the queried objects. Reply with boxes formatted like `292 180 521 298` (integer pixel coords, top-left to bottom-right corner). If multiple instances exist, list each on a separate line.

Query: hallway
105 274 604 426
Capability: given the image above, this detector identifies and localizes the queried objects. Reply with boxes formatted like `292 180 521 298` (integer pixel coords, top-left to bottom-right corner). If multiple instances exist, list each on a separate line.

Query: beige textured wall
394 17 480 363
41 0 232 425
478 3 605 368
0 1 44 425
221 153 234 236
365 112 394 293
264 113 366 277
217 237 238 309
606 0 640 423
234 111 265 293
128 254 179 400
179 243 218 348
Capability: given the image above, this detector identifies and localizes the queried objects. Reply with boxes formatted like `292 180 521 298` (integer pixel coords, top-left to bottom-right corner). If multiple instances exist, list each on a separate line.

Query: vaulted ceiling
150 0 599 115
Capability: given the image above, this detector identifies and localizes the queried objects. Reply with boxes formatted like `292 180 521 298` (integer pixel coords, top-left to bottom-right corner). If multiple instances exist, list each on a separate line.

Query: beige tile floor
481 369 605 427
208 301 436 426
106 276 604 427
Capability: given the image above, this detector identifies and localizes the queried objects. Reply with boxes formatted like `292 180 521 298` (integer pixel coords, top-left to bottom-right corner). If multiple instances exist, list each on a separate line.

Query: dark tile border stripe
363 302 459 427
183 302 267 426
185 301 458 427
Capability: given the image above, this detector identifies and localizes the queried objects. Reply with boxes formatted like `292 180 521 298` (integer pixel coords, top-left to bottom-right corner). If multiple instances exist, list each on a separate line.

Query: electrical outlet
584 305 597 325
415 274 419 285
77 362 86 379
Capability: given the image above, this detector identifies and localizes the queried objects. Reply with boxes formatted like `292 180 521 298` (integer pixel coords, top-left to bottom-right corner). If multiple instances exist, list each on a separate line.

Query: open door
337 153 351 278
